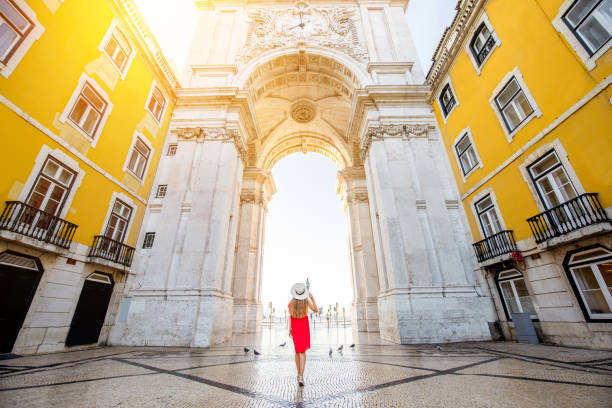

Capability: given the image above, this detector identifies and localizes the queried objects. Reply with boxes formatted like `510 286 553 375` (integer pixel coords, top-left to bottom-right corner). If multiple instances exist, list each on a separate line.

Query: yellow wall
0 0 174 247
432 0 612 243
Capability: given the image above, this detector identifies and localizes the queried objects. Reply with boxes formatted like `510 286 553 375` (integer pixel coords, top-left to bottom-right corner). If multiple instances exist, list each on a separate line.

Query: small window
104 199 132 243
25 157 76 217
103 26 131 72
470 23 495 65
494 77 534 132
497 269 538 320
146 86 166 122
563 0 612 56
167 144 177 156
68 83 108 138
156 184 167 198
475 195 502 238
566 246 612 320
126 137 151 179
439 84 456 117
0 0 33 65
142 232 155 249
455 134 479 176
528 151 578 209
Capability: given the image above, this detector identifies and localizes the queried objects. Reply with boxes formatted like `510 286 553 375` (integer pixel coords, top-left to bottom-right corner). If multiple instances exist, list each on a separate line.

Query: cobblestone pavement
1 326 611 407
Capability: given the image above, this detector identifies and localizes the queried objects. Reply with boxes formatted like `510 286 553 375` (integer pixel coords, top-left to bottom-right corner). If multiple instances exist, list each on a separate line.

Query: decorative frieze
175 127 247 164
359 124 435 160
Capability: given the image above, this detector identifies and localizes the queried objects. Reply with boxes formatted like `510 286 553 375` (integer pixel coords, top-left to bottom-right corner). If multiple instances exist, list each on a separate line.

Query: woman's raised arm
308 293 319 313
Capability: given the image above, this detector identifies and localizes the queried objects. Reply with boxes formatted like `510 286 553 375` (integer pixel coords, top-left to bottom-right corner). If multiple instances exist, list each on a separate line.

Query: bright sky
134 0 457 316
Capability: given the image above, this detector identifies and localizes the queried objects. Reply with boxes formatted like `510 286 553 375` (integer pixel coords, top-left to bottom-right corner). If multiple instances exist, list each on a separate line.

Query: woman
288 282 318 386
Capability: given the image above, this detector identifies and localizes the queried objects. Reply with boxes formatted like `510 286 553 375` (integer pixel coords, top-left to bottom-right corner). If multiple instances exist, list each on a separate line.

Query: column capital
173 126 247 164
359 123 436 160
240 167 276 206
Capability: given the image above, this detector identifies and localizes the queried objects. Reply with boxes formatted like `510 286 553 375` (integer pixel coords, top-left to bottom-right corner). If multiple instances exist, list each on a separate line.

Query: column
362 123 496 344
232 168 276 334
338 167 380 332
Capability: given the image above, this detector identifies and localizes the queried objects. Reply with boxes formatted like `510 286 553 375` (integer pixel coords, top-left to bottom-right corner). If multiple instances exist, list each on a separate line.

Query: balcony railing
527 193 610 244
473 230 517 263
0 201 78 249
88 235 135 267
476 35 496 64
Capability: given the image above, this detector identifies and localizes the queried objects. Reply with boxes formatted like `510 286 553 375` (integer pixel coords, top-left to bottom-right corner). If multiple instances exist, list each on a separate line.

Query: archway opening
261 153 352 326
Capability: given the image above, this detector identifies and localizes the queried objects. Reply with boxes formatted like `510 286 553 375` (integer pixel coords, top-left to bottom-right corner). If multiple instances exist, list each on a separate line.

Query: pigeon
254 349 260 356
243 347 250 353
329 348 333 357
280 342 286 347
436 345 444 351
349 344 355 348
337 344 343 351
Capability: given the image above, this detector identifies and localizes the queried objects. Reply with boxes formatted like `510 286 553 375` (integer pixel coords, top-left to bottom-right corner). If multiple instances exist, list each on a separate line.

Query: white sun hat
290 282 309 300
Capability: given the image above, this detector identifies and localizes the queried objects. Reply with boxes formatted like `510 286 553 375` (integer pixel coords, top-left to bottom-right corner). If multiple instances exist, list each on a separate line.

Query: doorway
66 272 114 346
0 251 43 353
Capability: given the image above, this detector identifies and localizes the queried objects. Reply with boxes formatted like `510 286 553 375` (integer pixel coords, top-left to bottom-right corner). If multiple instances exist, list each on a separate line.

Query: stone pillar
361 123 496 344
232 168 276 334
110 127 246 348
338 167 380 332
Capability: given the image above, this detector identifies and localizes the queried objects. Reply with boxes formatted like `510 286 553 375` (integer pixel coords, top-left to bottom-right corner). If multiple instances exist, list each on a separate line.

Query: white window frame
470 188 508 240
142 232 155 249
518 139 585 213
437 77 459 123
156 184 167 198
566 247 612 320
489 67 542 142
144 81 168 126
0 0 45 78
167 144 177 156
122 131 153 184
99 192 135 244
452 126 483 181
552 0 612 71
59 73 114 147
496 269 539 320
464 12 502 75
17 145 84 220
98 20 135 79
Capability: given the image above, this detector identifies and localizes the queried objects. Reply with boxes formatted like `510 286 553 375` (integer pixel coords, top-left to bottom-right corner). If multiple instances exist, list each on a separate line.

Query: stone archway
110 0 496 348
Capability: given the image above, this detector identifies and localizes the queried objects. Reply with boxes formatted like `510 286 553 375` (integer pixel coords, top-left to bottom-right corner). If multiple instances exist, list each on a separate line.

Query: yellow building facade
0 0 177 354
428 0 612 348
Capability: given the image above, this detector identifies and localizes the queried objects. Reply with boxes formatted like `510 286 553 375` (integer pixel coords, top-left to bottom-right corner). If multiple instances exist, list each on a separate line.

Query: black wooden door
0 265 42 353
65 276 113 347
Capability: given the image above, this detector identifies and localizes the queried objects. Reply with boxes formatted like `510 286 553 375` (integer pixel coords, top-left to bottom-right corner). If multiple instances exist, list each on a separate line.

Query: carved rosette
237 1 368 63
175 127 247 164
359 124 435 160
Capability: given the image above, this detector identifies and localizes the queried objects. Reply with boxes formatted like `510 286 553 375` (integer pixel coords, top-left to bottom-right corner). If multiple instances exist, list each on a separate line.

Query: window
470 23 495 65
565 246 612 320
528 151 578 209
455 133 479 176
142 232 155 249
156 184 167 198
25 157 76 217
103 26 131 72
475 195 502 238
439 84 456 117
167 144 177 156
563 0 612 55
496 269 537 320
126 137 151 179
0 0 33 65
494 77 534 133
146 86 166 122
68 82 108 138
104 200 132 243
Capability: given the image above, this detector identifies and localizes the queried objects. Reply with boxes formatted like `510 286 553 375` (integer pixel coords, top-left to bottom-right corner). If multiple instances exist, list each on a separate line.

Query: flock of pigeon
242 343 356 356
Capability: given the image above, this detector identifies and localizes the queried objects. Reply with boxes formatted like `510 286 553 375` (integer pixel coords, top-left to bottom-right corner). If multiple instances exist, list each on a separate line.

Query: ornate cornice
426 0 484 92
175 127 247 164
359 123 435 160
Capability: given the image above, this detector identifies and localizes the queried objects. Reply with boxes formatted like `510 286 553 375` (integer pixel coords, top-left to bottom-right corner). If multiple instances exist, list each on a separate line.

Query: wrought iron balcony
473 230 517 263
88 235 135 267
527 193 610 244
476 35 496 64
0 201 78 249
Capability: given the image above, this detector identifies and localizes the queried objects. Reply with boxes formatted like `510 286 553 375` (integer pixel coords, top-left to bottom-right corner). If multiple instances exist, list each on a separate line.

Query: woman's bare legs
299 352 306 375
294 353 300 374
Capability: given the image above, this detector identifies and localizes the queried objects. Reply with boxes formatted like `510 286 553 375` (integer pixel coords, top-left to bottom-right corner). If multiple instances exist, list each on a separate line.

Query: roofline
109 0 180 97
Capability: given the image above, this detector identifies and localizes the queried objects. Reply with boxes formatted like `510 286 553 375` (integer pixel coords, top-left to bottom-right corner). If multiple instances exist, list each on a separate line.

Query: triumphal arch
110 0 496 347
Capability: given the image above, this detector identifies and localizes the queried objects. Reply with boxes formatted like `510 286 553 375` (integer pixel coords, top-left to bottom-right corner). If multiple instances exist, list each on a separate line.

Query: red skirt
290 315 310 353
